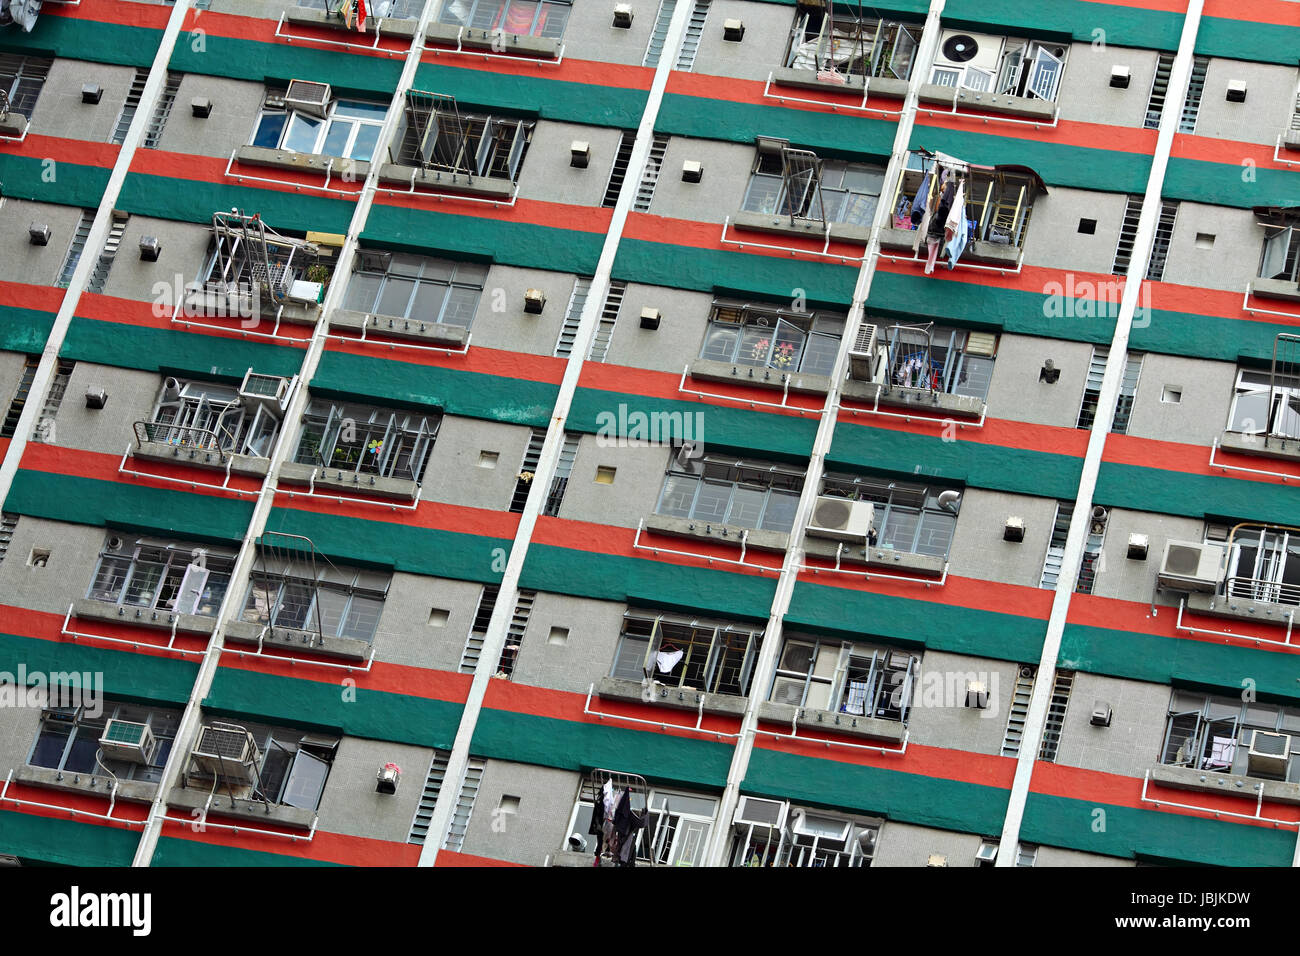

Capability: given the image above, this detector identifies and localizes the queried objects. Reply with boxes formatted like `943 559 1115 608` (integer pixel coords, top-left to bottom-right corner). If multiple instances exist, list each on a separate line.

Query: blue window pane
350 124 381 162
252 113 286 149
29 726 70 768
322 119 353 159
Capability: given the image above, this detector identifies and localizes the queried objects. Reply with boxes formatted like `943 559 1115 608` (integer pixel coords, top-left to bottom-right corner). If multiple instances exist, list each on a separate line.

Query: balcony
642 513 790 554
223 617 374 663
424 21 561 59
71 596 215 637
285 3 421 38
756 699 906 743
277 460 421 502
329 308 471 349
131 421 272 479
596 676 748 717
14 764 159 804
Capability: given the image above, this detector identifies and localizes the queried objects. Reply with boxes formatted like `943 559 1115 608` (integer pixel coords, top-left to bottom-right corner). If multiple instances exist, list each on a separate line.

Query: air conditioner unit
734 796 787 830
98 719 156 765
807 496 874 544
932 31 1002 89
191 724 261 784
1157 540 1227 592
284 80 332 118
1248 730 1291 778
239 370 292 411
848 323 885 382
1090 701 1112 727
770 677 808 707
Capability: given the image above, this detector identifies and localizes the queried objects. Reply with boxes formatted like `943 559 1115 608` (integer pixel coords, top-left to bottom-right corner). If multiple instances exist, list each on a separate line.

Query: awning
915 147 1049 196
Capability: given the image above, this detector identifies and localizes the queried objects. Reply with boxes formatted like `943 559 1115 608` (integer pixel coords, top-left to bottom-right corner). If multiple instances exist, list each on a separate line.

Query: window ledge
917 83 1057 120
1251 277 1300 303
756 700 906 743
688 358 831 396
378 162 515 199
840 379 985 418
876 226 1021 264
330 308 470 348
168 785 317 830
224 617 373 662
1184 590 1297 626
1283 129 1300 152
234 144 370 179
424 21 561 58
132 439 270 477
596 675 748 717
277 460 420 502
1149 764 1300 805
770 66 868 94
285 6 419 37
731 209 872 245
878 224 921 251
72 597 215 636
1219 431 1300 463
183 287 321 325
15 765 159 804
0 112 27 138
643 513 790 553
803 537 947 576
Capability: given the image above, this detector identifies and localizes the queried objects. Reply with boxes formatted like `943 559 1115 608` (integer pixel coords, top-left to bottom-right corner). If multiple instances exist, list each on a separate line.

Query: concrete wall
1157 202 1261 292
372 572 487 669
29 59 138 144
40 362 160 456
874 819 984 866
1023 187 1130 276
1036 845 1134 866
984 336 1095 428
314 737 434 841
948 488 1061 587
1086 507 1203 603
456 264 573 355
458 759 581 864
0 201 88 286
1052 672 1171 779
509 593 626 693
645 136 756 222
0 517 112 615
553 436 671 528
908 651 1021 757
1057 44 1162 129
1122 352 1237 446
100 215 213 302
1194 59 1300 146
603 283 718 374
154 75 267 160
687 0 795 82
516 121 622 206
418 416 531 510
0 352 31 413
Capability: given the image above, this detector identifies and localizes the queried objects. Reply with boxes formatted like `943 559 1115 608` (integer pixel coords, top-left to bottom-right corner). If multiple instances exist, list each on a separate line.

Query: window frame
438 0 572 39
729 803 879 867
86 537 235 617
741 149 884 227
878 321 997 402
783 11 919 82
344 252 488 329
609 612 764 698
1228 368 1300 441
249 93 388 162
242 564 391 643
28 701 180 784
396 99 534 182
821 472 961 558
698 300 845 377
655 453 806 534
146 378 281 458
769 634 918 722
1160 690 1300 780
190 718 338 810
0 54 52 121
565 777 719 866
293 398 441 483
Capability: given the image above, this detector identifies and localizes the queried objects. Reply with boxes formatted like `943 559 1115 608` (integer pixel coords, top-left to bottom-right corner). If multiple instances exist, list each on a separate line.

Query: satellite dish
942 35 980 63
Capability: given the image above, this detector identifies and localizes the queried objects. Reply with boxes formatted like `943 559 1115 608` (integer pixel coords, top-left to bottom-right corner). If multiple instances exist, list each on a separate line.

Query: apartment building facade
0 0 1296 867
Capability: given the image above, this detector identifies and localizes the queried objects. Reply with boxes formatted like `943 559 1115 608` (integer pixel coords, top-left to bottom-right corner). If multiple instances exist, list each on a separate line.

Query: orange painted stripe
417 48 653 92
183 7 408 60
1202 0 1300 27
1171 133 1296 171
74 291 315 343
157 817 424 865
1066 591 1300 653
270 492 522 542
436 849 527 866
1088 0 1188 12
47 0 171 29
19 441 265 496
0 133 119 167
2 782 150 826
1102 432 1300 486
2 604 210 658
319 334 566 384
0 281 65 313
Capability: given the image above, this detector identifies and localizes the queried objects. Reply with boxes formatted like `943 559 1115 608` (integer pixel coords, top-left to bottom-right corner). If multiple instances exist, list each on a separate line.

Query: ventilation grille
602 130 636 208
1038 671 1074 761
442 758 486 852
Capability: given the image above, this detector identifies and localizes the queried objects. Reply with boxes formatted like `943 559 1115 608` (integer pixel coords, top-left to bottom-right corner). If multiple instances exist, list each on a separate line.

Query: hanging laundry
655 648 684 674
0 0 41 31
944 181 968 270
355 0 369 32
908 171 931 227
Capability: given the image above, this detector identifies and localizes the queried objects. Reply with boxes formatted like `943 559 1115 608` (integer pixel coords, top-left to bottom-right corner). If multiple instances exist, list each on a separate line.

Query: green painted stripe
265 508 511 586
62 317 305 380
519 543 779 621
787 580 1048 663
1022 792 1293 866
4 471 254 543
153 836 342 867
118 172 355 235
312 351 558 428
206 667 464 751
0 17 162 68
1061 623 1300 706
1095 462 1300 527
567 386 818 463
944 0 1183 51
744 748 1010 834
0 306 56 355
0 810 137 866
1196 16 1300 67
471 709 735 789
0 632 198 705
1131 308 1300 364
0 154 112 210
170 33 403 97
829 421 1085 501
363 204 603 277
1164 158 1300 211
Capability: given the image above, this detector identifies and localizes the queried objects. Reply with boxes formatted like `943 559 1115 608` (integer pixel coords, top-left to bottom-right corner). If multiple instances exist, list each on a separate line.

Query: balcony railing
132 421 232 461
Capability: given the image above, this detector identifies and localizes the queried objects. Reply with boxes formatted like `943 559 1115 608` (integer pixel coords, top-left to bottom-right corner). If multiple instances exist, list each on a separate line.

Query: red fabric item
355 0 368 31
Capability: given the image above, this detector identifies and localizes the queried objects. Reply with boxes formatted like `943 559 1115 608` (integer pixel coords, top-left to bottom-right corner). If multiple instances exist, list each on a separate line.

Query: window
742 147 884 228
566 776 718 867
1219 523 1300 607
142 378 281 457
891 152 1041 250
877 321 996 401
930 36 1066 102
610 613 764 697
784 11 918 82
0 54 52 120
250 90 387 162
438 0 571 38
1161 690 1300 781
242 562 390 643
656 454 805 534
87 537 235 617
1227 369 1300 441
730 804 878 867
294 399 440 482
1258 219 1300 284
201 211 321 301
29 702 179 784
821 473 961 558
395 93 534 182
192 719 337 810
769 635 917 721
343 252 487 329
699 300 845 377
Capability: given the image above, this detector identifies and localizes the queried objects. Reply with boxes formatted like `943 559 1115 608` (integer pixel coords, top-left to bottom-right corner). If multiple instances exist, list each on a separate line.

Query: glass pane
611 636 649 680
343 595 384 641
658 475 698 517
693 481 732 521
281 750 330 809
350 124 381 162
334 100 388 121
251 113 286 149
282 114 324 153
737 325 774 368
1230 391 1270 433
441 286 480 327
801 332 840 376
322 119 353 158
700 323 740 363
344 273 382 312
727 485 766 528
762 489 800 532
743 173 784 215
316 588 348 636
408 282 448 323
376 277 417 319
29 725 70 768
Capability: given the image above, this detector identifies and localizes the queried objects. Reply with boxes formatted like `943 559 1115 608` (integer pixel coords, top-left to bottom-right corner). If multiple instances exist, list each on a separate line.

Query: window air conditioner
192 724 262 784
239 371 292 411
1157 540 1227 592
932 31 1002 89
98 719 157 765
806 496 874 544
284 80 332 118
770 677 808 707
1247 730 1291 778
734 796 787 830
848 322 885 382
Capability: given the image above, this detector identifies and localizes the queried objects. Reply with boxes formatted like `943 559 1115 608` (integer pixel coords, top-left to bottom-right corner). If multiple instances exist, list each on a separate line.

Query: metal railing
132 420 232 461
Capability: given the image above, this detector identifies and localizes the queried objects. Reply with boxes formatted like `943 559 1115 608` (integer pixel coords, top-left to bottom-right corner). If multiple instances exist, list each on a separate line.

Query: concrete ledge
277 460 420 502
378 162 515 199
1184 590 1297 627
0 112 28 138
182 288 321 326
15 765 159 804
964 239 1021 266
234 144 369 180
802 536 947 576
330 308 470 348
596 675 748 717
840 378 984 418
72 597 215 636
552 848 601 866
756 700 906 743
1283 129 1300 152
917 83 1057 121
770 66 867 94
688 357 830 396
425 21 561 57
168 785 317 830
223 617 373 663
1149 764 1300 805
132 440 270 477
1219 431 1300 463
1251 277 1300 303
285 6 419 37
730 210 871 246
878 224 921 252
643 513 789 553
